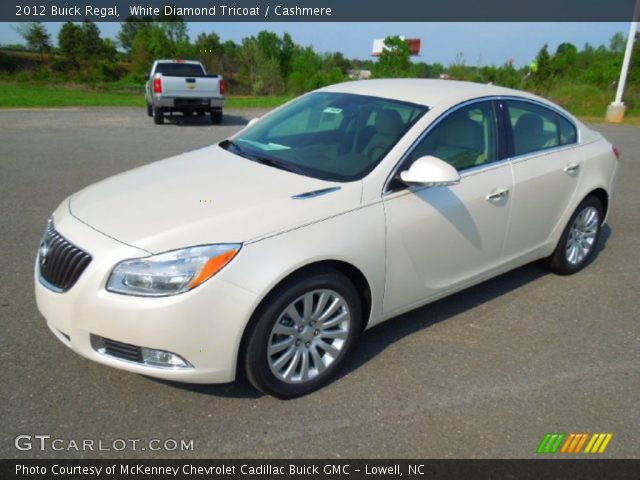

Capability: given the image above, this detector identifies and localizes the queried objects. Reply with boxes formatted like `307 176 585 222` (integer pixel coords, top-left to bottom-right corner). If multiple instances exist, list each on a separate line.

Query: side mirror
247 117 260 127
399 155 460 187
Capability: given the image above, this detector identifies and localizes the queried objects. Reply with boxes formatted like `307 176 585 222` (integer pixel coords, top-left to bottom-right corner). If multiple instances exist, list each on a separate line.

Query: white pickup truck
145 60 225 125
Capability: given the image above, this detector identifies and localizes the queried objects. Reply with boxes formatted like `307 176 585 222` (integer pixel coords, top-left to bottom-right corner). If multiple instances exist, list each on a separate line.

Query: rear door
500 99 581 260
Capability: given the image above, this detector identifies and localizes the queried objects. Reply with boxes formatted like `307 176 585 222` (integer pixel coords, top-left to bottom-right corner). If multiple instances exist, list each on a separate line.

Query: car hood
69 144 362 253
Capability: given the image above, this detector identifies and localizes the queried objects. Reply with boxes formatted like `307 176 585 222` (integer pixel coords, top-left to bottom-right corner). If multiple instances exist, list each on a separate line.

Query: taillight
220 80 226 96
153 77 162 94
612 145 620 160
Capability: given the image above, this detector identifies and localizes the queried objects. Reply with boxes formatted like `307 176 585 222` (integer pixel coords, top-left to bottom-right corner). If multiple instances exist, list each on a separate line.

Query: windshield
222 92 428 182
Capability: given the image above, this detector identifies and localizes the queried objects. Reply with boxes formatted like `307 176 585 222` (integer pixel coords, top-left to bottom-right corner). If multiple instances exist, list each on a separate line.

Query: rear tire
546 195 603 275
210 109 223 125
153 107 164 125
244 269 362 398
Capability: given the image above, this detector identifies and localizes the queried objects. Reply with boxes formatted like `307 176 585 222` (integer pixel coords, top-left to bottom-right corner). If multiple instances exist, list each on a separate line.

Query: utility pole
606 0 640 122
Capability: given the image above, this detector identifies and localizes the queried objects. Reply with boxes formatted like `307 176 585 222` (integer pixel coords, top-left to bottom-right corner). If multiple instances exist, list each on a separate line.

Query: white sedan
35 79 619 398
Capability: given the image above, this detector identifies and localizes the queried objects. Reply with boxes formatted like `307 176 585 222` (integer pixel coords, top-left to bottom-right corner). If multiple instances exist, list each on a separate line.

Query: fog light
141 347 192 368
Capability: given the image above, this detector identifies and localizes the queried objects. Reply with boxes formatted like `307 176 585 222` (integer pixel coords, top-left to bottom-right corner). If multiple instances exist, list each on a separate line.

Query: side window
507 100 561 156
407 101 497 171
557 114 578 145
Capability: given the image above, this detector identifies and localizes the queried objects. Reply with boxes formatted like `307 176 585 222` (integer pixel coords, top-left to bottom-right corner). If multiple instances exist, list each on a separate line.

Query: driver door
382 100 514 314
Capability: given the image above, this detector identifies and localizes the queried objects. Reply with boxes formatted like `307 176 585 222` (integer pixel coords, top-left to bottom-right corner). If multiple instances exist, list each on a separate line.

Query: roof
154 59 202 65
320 78 546 109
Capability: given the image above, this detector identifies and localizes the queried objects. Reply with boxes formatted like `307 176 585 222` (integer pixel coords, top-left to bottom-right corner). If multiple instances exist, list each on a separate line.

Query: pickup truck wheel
210 110 223 125
146 104 152 117
153 107 164 125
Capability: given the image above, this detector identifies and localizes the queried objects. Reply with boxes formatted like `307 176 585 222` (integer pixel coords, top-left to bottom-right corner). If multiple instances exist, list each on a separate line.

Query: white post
606 0 640 122
613 20 638 104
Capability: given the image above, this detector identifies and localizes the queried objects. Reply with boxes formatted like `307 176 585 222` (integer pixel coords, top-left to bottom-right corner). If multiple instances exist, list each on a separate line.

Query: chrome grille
38 220 91 292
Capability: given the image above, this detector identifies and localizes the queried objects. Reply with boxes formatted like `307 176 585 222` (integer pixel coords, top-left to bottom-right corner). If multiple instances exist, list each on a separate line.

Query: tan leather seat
513 113 544 155
433 116 484 168
363 109 405 161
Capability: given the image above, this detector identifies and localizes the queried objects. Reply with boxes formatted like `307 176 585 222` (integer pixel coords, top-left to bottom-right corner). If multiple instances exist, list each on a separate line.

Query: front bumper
34 205 257 384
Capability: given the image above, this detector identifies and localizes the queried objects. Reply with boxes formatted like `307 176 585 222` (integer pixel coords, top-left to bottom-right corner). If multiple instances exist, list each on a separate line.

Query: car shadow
163 113 250 127
338 224 612 382
338 263 549 381
150 225 612 399
149 376 263 399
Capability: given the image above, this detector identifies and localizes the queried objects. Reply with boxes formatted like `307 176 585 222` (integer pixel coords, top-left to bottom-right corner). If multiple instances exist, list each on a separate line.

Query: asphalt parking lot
0 107 638 459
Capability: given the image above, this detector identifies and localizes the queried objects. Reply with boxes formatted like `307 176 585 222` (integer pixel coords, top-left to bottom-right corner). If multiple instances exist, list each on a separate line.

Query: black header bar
3 0 639 22
2 459 640 480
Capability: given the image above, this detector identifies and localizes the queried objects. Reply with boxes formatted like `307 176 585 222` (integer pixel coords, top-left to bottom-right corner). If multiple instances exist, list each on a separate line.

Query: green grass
226 95 293 108
547 84 612 118
0 82 292 109
0 82 145 108
2 81 640 125
547 82 640 123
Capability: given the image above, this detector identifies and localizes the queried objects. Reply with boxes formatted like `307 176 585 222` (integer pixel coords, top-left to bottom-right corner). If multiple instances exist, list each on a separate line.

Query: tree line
3 20 638 103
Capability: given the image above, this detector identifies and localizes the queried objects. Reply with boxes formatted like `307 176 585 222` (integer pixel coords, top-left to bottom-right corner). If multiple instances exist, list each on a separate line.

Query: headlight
106 244 241 297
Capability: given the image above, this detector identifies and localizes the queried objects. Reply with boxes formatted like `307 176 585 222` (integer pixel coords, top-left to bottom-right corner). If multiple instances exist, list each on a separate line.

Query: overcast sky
0 22 633 66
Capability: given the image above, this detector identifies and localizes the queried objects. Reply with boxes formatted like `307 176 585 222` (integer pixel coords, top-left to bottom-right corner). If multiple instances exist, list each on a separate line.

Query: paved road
0 108 638 459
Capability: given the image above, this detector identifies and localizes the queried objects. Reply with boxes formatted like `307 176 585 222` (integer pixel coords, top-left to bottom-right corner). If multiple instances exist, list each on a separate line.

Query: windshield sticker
322 107 343 114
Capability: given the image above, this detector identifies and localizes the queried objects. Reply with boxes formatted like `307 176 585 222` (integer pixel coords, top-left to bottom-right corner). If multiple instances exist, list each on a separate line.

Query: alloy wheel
267 289 351 384
565 205 599 266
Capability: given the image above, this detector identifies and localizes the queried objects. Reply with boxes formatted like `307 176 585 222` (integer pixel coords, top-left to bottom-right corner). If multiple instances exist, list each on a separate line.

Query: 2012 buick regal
35 79 619 398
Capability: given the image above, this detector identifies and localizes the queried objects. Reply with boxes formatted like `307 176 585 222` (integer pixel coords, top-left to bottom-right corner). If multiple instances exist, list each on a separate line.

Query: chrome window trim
503 141 583 168
382 95 581 195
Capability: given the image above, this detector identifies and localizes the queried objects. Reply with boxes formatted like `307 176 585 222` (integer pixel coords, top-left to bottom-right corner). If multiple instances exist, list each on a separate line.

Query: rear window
557 114 578 145
506 100 578 156
507 100 560 156
155 63 205 76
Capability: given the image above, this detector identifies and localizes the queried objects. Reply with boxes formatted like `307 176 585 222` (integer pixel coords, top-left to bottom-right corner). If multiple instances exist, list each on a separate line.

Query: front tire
244 270 362 398
547 195 603 275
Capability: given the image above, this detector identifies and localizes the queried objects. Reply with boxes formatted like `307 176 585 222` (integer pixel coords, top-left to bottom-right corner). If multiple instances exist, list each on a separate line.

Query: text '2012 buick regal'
35 79 619 398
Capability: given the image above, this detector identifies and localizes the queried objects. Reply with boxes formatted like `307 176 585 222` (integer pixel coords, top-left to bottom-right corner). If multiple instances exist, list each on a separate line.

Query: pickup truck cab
145 60 225 125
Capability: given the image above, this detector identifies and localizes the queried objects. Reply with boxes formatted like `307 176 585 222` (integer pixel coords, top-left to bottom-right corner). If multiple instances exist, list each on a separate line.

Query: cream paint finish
35 80 619 383
69 145 362 253
382 163 513 315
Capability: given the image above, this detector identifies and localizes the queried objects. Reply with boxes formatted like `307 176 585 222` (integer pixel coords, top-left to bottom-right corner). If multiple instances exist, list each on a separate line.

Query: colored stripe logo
537 433 613 454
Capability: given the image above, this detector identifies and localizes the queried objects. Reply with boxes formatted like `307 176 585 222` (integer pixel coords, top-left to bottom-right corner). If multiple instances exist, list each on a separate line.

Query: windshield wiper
249 155 305 175
221 139 249 158
221 140 303 175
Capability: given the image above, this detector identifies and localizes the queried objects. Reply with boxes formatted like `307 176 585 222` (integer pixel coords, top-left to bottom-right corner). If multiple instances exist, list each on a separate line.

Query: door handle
564 163 580 174
486 188 509 201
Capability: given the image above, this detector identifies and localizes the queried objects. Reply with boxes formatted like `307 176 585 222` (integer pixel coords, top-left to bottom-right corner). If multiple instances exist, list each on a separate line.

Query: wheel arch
587 187 609 223
235 259 373 380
